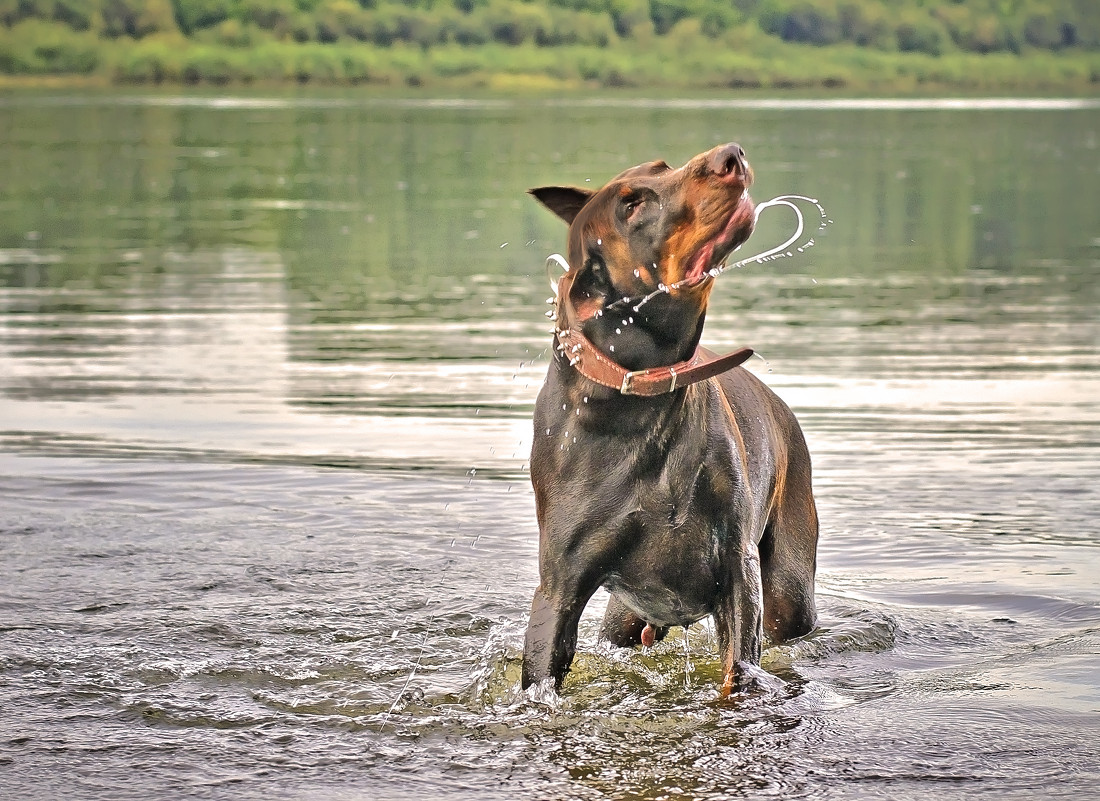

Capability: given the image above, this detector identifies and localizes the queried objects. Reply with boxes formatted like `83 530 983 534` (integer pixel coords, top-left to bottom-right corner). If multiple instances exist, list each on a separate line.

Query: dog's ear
529 186 593 225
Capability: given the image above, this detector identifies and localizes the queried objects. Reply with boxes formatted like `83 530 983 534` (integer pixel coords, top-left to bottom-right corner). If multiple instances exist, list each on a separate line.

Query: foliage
0 18 100 72
0 0 1098 87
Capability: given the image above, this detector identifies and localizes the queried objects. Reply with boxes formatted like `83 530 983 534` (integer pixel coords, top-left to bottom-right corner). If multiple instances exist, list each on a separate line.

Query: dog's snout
708 143 748 180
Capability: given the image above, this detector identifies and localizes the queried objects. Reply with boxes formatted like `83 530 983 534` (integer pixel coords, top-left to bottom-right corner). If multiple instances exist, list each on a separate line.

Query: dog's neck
551 275 752 402
579 292 705 371
555 265 706 366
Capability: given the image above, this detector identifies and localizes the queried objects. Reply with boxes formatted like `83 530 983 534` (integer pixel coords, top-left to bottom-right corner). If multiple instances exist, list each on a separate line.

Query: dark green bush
933 4 1015 54
52 0 99 31
538 8 615 46
115 44 178 82
650 0 728 36
101 0 177 38
171 0 231 34
180 45 236 81
0 19 100 72
759 0 843 46
238 0 298 32
838 1 892 49
895 10 946 56
608 0 650 38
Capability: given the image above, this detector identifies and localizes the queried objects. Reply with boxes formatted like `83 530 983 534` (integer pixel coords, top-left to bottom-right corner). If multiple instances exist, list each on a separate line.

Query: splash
710 194 830 277
545 195 830 314
545 252 569 296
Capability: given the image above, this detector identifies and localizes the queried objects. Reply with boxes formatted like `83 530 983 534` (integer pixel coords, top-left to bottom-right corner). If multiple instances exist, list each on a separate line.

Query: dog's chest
610 558 723 628
534 381 748 625
601 488 731 626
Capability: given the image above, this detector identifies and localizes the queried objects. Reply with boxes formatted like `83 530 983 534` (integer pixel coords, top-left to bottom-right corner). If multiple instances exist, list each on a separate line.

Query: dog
521 143 818 696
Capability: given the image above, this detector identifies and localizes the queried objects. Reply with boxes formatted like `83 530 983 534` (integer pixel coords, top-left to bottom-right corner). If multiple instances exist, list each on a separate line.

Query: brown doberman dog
522 143 818 696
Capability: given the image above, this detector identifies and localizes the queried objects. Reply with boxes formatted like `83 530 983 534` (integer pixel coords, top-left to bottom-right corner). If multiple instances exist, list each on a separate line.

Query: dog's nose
708 143 748 179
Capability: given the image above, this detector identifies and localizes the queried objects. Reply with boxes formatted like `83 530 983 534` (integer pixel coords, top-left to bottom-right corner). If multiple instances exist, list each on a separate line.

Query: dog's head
531 143 755 369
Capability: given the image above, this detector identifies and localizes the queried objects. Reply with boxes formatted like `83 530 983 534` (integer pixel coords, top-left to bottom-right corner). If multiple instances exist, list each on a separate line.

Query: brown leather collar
552 264 753 396
556 326 753 396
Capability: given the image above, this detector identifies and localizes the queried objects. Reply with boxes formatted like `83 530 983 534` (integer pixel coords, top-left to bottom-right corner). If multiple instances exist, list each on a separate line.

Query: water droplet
633 269 641 278
609 345 615 352
615 328 621 334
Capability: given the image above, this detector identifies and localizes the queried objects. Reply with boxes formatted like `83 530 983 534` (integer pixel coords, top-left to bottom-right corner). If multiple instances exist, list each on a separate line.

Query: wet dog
522 143 818 695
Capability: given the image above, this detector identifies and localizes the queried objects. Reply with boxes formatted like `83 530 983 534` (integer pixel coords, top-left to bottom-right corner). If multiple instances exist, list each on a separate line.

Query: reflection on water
0 93 1098 799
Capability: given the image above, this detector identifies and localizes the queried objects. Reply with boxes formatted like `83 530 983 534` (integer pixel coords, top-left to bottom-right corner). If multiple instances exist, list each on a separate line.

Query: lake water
1 92 1098 800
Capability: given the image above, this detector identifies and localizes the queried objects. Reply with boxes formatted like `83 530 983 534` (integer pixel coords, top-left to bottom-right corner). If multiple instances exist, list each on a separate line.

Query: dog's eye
623 198 643 219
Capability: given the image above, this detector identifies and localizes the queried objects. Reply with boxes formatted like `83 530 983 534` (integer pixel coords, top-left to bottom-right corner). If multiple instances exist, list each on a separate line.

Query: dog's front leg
715 548 766 696
521 583 588 691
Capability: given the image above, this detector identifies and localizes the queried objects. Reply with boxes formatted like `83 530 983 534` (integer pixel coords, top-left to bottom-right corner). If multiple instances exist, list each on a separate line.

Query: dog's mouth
679 190 756 288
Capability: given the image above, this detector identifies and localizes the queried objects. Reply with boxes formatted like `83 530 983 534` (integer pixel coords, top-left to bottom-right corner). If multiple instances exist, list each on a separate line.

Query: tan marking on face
560 143 754 314
657 169 753 287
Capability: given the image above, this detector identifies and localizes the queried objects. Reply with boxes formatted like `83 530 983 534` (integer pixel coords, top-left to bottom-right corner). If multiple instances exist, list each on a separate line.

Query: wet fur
521 144 819 695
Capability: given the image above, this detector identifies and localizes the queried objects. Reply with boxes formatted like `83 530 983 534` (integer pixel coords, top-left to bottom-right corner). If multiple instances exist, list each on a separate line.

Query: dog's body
522 144 818 695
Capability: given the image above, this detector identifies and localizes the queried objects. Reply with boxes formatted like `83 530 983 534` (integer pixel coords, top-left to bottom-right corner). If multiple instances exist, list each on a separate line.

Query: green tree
102 0 177 37
172 0 231 33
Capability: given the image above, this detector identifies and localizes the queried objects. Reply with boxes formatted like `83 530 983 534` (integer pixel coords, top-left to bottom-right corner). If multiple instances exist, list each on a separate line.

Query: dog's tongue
685 206 747 283
686 243 716 283
641 623 656 648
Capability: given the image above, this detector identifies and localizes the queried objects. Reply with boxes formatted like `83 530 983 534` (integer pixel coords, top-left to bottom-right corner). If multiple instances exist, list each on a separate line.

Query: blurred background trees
0 0 1097 86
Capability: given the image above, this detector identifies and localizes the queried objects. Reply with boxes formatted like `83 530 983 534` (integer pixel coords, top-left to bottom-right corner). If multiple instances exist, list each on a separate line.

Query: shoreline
2 83 1097 109
1 74 1097 96
1 45 1097 96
